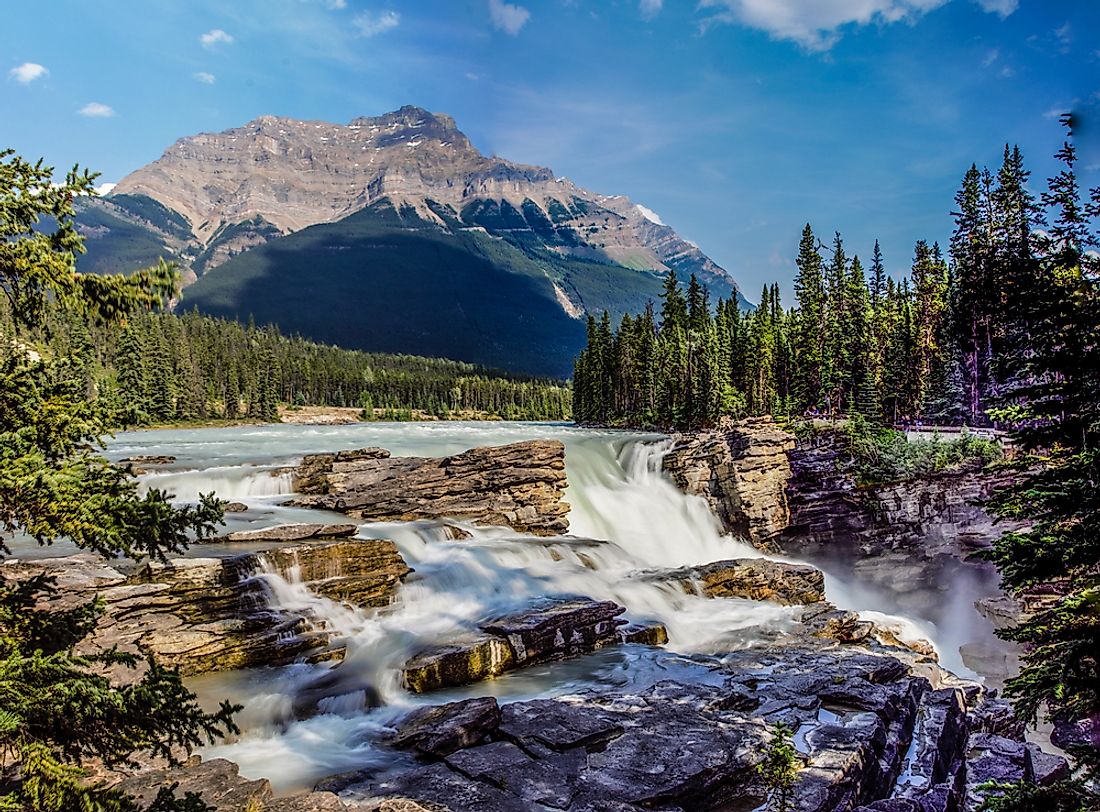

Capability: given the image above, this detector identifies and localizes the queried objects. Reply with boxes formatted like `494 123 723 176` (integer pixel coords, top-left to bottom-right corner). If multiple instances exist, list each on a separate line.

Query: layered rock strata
650 557 826 605
290 440 570 535
0 539 410 677
662 416 795 548
402 598 666 693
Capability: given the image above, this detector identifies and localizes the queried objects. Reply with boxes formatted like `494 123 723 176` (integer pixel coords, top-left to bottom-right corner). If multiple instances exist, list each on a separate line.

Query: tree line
573 143 1038 430
579 119 1100 808
6 308 572 425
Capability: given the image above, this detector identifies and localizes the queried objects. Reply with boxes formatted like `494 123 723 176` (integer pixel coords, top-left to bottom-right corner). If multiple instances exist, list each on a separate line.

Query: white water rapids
86 421 1008 791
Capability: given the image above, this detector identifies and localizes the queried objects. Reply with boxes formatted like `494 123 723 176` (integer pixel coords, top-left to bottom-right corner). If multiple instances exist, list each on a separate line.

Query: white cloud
489 0 530 35
353 10 400 37
200 28 234 48
78 102 115 118
326 0 347 7
974 0 1017 16
95 182 116 195
194 71 216 84
8 62 48 84
640 0 663 19
699 0 1016 51
981 48 999 67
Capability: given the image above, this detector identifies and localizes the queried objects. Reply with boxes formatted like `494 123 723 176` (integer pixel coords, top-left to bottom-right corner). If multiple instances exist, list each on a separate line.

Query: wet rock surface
337 646 1066 812
402 598 660 692
113 757 353 812
652 557 826 605
290 440 570 535
0 539 410 677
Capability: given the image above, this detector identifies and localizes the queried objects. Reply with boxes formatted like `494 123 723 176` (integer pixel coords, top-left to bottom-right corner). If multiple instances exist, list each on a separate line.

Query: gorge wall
663 419 1015 566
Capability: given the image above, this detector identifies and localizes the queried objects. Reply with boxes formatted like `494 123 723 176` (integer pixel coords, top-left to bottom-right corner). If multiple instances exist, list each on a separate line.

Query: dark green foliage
977 116 1100 803
1 150 237 811
755 722 798 812
107 194 194 242
17 305 572 425
976 778 1095 812
71 202 184 280
836 414 1001 486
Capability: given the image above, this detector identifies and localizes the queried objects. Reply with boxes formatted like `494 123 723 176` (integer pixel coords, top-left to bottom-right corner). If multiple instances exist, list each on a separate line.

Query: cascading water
113 422 1003 791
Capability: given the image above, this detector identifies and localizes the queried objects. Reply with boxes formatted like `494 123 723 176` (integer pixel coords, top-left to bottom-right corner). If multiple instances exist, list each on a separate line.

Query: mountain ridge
76 105 750 375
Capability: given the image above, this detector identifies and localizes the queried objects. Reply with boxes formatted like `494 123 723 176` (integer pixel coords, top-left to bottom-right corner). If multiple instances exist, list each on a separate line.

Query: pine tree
982 119 1100 797
0 149 236 811
659 270 688 335
792 224 826 413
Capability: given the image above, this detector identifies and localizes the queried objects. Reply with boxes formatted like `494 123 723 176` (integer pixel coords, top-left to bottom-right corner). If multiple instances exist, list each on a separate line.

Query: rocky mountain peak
105 105 743 305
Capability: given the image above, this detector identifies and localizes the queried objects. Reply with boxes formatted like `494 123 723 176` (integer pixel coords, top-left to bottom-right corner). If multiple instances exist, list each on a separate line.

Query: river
29 421 1015 791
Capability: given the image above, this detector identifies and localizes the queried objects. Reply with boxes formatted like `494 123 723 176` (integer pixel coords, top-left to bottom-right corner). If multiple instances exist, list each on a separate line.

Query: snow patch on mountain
635 204 665 226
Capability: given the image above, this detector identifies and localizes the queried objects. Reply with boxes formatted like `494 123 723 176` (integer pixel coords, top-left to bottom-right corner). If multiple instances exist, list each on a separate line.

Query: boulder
391 697 502 757
402 598 647 693
652 557 826 605
224 501 249 512
290 440 570 536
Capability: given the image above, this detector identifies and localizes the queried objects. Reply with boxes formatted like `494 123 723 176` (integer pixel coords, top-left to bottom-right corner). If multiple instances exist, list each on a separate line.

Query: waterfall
138 465 294 501
150 423 984 790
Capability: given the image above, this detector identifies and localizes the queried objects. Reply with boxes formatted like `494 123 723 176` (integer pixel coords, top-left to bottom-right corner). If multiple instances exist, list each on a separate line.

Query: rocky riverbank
0 531 410 677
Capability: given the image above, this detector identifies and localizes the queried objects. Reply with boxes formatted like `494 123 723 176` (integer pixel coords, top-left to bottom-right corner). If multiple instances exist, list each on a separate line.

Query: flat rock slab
392 697 503 757
225 523 359 542
403 598 663 693
290 440 570 536
112 757 353 812
650 557 826 605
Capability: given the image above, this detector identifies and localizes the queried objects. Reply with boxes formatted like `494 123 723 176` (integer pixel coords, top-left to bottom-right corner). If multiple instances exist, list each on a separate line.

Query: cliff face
779 433 1020 559
664 420 1015 563
662 417 795 549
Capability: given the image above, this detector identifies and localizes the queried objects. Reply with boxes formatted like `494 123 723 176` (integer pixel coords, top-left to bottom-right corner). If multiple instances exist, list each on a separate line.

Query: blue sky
3 0 1098 301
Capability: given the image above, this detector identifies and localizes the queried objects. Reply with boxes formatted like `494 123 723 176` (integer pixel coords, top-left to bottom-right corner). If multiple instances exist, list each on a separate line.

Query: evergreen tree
0 149 236 811
981 119 1100 801
792 224 825 413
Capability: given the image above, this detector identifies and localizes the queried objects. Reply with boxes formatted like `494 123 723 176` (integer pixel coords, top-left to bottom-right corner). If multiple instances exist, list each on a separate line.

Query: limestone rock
618 621 669 646
109 106 738 301
338 644 1068 812
403 598 644 692
391 697 502 757
662 416 795 549
225 523 358 542
113 757 353 812
290 440 570 536
1 539 410 678
652 557 826 605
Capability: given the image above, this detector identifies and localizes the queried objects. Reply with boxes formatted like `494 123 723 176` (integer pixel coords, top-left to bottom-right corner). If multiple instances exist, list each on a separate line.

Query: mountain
78 105 748 376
